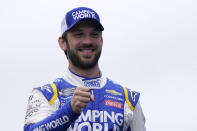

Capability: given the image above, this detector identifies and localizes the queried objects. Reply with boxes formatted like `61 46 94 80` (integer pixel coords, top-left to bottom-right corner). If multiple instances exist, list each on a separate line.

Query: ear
101 36 103 46
58 37 67 51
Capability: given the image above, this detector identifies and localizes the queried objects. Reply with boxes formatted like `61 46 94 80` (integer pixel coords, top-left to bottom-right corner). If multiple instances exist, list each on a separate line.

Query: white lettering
60 110 123 130
62 115 69 123
77 110 92 122
68 123 78 131
104 95 124 101
70 122 121 131
78 122 91 131
104 123 108 131
92 110 100 122
77 110 123 124
115 113 123 126
57 119 61 126
40 125 45 131
45 122 52 130
104 111 115 123
113 124 120 131
51 121 57 128
72 10 96 20
100 111 103 122
33 115 69 130
93 123 102 131
33 125 43 131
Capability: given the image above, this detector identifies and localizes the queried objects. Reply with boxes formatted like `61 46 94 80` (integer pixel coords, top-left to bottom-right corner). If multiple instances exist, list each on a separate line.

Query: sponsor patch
60 96 72 107
128 89 137 102
104 95 124 101
106 90 122 96
72 9 96 20
83 79 101 88
41 86 52 93
59 88 75 97
105 100 123 109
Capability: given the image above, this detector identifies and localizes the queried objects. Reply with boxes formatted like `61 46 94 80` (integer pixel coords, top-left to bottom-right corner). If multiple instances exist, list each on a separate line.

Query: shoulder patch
122 87 140 111
36 83 58 105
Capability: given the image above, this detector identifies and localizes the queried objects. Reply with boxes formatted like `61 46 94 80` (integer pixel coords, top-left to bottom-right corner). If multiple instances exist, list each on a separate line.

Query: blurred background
0 0 196 130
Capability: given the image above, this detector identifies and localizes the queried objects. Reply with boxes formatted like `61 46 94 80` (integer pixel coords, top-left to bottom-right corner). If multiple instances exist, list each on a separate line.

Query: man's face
65 21 103 69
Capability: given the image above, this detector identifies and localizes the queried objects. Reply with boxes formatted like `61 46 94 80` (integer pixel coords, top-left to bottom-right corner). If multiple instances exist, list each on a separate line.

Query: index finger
76 87 90 92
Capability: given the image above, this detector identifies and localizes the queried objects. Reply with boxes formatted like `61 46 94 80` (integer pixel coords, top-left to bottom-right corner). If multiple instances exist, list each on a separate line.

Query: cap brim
65 18 104 32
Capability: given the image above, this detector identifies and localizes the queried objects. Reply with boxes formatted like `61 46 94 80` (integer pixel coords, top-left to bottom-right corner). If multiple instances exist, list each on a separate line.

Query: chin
81 60 95 65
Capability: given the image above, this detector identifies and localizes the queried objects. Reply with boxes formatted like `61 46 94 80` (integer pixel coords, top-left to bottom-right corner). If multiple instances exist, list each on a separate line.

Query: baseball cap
61 7 104 35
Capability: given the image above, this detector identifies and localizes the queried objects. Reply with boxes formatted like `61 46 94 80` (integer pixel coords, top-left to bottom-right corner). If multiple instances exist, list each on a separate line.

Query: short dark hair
61 31 68 57
62 31 67 42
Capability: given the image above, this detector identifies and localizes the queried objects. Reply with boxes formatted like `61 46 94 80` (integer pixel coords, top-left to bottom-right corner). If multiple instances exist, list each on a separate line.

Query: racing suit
24 68 146 131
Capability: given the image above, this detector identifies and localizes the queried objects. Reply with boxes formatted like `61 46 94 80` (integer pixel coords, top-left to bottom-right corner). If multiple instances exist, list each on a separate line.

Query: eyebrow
69 28 82 32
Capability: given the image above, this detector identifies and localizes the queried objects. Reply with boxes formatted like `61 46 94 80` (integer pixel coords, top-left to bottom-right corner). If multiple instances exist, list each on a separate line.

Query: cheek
67 36 79 48
97 40 103 48
68 43 78 50
66 40 77 50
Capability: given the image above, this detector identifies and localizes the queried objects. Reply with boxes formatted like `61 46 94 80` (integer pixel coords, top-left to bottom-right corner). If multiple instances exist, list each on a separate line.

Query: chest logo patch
83 79 101 88
105 100 123 109
59 88 75 97
106 90 122 96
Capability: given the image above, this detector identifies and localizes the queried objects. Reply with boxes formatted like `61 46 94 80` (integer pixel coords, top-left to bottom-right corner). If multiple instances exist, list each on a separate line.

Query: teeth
81 49 93 53
79 49 94 52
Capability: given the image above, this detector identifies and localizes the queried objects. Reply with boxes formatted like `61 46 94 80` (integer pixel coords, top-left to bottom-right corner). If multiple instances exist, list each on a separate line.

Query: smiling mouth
78 48 96 53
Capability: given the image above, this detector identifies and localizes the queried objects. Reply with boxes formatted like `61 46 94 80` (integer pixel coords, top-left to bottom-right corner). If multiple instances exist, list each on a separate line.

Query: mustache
77 44 97 49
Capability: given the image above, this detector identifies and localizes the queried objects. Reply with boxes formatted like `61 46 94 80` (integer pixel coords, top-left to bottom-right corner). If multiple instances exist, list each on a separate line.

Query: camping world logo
72 9 96 20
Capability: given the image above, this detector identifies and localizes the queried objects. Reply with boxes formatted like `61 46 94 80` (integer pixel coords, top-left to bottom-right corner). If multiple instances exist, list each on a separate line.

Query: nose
82 35 93 45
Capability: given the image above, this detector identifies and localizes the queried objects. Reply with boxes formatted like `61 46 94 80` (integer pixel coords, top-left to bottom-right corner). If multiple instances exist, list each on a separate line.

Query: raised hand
70 87 94 114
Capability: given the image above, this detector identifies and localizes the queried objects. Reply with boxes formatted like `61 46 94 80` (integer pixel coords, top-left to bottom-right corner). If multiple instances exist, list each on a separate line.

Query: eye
91 32 100 38
74 32 83 37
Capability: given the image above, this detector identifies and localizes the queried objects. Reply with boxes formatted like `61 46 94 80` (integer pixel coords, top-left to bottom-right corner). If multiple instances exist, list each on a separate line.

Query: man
24 7 146 131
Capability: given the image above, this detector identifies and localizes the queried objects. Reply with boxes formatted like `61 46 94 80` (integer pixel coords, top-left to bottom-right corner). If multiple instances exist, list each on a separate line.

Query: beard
65 43 102 70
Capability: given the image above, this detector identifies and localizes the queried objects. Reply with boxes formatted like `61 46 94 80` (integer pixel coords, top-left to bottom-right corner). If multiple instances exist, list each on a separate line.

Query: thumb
90 94 94 102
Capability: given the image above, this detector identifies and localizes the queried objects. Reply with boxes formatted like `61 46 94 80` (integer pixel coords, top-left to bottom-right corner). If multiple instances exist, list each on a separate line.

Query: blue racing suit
24 69 146 131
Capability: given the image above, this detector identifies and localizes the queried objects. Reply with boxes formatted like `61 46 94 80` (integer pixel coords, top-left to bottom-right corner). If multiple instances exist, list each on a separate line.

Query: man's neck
69 64 100 78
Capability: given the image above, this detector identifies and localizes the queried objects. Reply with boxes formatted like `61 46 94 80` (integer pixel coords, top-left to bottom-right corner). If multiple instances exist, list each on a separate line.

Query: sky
0 0 197 130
